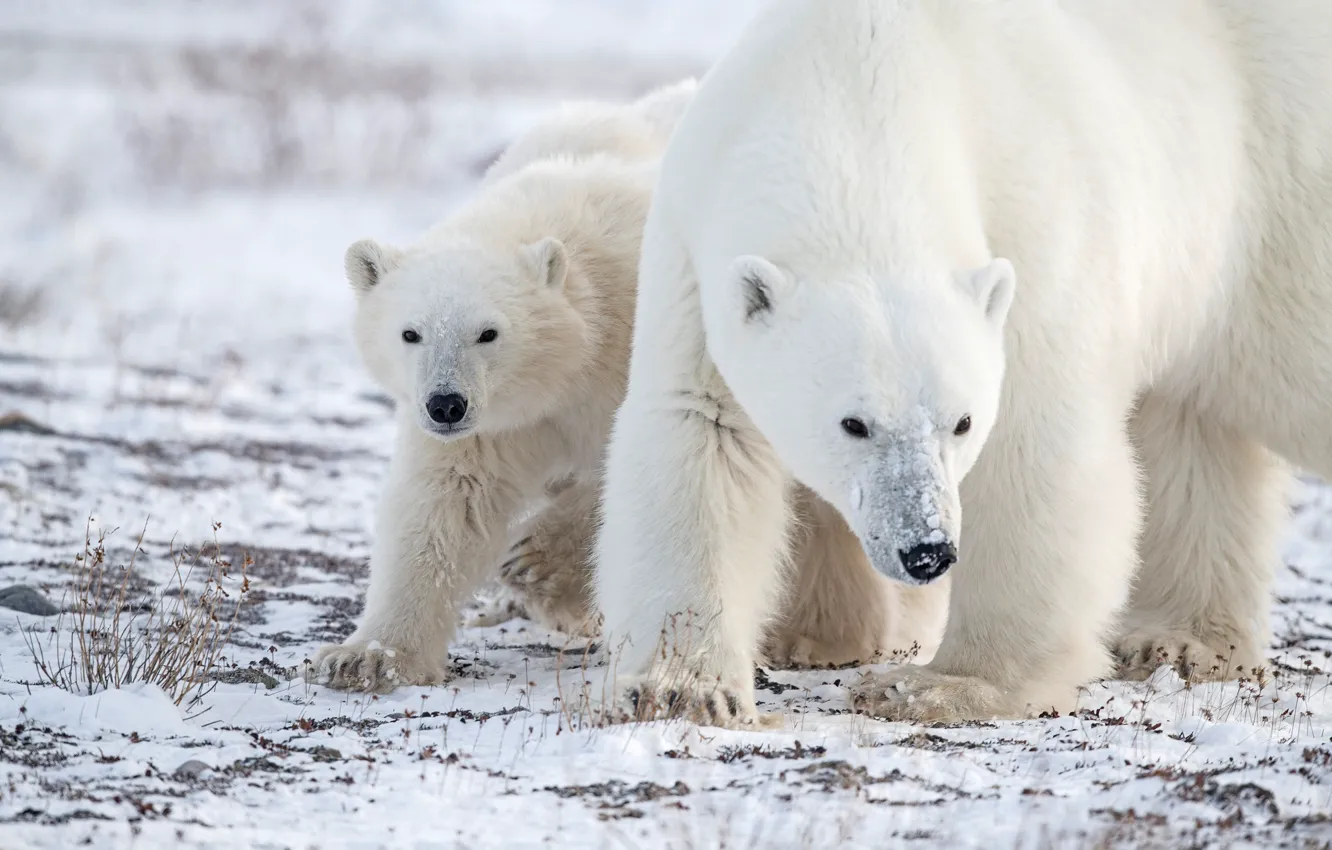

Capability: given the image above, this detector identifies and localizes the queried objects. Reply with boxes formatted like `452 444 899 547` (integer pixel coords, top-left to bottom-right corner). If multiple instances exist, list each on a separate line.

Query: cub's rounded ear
958 257 1016 327
726 254 791 325
345 239 401 293
522 237 569 290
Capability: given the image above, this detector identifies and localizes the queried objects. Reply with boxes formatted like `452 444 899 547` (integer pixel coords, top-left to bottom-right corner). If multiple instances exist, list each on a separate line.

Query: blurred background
0 1 760 551
0 0 760 365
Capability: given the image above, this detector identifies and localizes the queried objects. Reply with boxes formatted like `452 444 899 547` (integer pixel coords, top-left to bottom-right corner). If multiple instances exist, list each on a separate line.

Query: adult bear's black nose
898 541 956 582
427 393 469 425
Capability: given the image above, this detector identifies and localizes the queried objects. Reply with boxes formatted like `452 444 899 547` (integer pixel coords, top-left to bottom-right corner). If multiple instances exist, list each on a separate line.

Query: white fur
483 79 699 184
308 87 669 692
597 0 1332 725
315 77 950 695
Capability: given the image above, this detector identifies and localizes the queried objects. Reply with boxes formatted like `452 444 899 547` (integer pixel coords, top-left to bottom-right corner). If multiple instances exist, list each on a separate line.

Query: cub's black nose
898 540 956 582
427 393 469 425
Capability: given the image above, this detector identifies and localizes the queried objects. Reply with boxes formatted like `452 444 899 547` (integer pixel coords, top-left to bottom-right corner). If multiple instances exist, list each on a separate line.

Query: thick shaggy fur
596 0 1332 727
311 81 948 693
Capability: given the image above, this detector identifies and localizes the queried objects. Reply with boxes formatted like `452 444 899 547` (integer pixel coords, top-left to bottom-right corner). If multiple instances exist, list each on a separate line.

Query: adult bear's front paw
1114 628 1260 683
307 641 450 693
607 672 776 730
851 665 1013 724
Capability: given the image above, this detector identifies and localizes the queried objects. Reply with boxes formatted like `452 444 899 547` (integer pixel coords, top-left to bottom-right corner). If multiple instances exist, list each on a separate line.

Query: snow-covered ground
2 3 1331 848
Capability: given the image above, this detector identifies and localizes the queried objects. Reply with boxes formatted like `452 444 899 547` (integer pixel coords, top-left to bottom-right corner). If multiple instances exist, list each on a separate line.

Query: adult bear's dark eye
477 329 499 344
841 417 870 439
402 329 421 344
953 415 972 436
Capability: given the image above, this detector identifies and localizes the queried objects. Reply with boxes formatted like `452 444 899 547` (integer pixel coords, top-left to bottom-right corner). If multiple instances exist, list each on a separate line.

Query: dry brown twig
23 518 250 707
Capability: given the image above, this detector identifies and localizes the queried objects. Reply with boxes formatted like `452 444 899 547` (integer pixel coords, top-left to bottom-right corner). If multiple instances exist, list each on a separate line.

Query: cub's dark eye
477 329 499 344
841 417 870 439
401 329 421 344
953 415 972 436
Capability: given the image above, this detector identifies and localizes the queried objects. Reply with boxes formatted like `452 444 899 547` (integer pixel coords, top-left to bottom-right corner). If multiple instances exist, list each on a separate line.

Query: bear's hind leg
493 476 600 636
1116 391 1285 682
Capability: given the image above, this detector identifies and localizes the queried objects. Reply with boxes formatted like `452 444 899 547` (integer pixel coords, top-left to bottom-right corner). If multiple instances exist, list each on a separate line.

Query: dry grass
24 519 251 707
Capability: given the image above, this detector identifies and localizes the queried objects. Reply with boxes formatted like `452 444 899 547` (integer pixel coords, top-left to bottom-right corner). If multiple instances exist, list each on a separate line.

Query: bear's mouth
421 421 474 441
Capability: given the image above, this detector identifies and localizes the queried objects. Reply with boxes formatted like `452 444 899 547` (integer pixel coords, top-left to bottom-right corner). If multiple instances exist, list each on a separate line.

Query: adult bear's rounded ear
522 237 569 290
957 257 1016 327
726 254 792 326
345 239 402 293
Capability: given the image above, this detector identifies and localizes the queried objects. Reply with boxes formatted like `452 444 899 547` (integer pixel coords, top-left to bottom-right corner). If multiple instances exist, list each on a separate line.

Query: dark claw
628 688 641 715
499 557 520 574
333 655 356 679
703 697 721 723
509 536 533 552
368 653 387 678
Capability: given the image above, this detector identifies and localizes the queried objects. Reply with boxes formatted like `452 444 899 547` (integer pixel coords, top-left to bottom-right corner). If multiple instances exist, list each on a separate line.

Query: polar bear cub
597 0 1332 726
307 89 671 692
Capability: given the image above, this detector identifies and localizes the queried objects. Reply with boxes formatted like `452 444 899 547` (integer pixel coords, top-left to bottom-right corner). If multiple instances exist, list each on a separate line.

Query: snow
2 2 1332 848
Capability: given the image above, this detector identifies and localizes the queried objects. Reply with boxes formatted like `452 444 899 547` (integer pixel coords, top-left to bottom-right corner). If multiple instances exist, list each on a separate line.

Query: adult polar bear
596 0 1332 725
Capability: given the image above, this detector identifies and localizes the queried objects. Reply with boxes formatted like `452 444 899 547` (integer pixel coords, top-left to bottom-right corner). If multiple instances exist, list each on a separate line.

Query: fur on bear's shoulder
483 78 698 183
435 154 659 250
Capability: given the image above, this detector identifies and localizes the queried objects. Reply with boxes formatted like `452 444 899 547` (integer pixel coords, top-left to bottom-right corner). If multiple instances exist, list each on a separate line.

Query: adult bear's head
701 252 1015 585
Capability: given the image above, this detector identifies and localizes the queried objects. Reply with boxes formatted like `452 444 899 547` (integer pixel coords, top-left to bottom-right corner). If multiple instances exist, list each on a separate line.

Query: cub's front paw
607 673 776 730
1115 629 1259 683
307 641 450 693
851 665 1011 724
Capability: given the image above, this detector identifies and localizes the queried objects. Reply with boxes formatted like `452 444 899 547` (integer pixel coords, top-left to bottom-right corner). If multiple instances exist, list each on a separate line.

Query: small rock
228 756 284 775
209 667 280 689
303 746 343 763
0 585 60 616
172 759 212 781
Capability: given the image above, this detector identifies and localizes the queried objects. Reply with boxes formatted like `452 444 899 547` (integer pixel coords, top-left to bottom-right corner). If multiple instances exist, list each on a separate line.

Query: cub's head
345 235 588 441
702 254 1015 585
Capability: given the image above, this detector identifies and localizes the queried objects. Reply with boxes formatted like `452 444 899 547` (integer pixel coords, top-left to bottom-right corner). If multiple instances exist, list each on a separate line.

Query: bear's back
483 79 698 184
